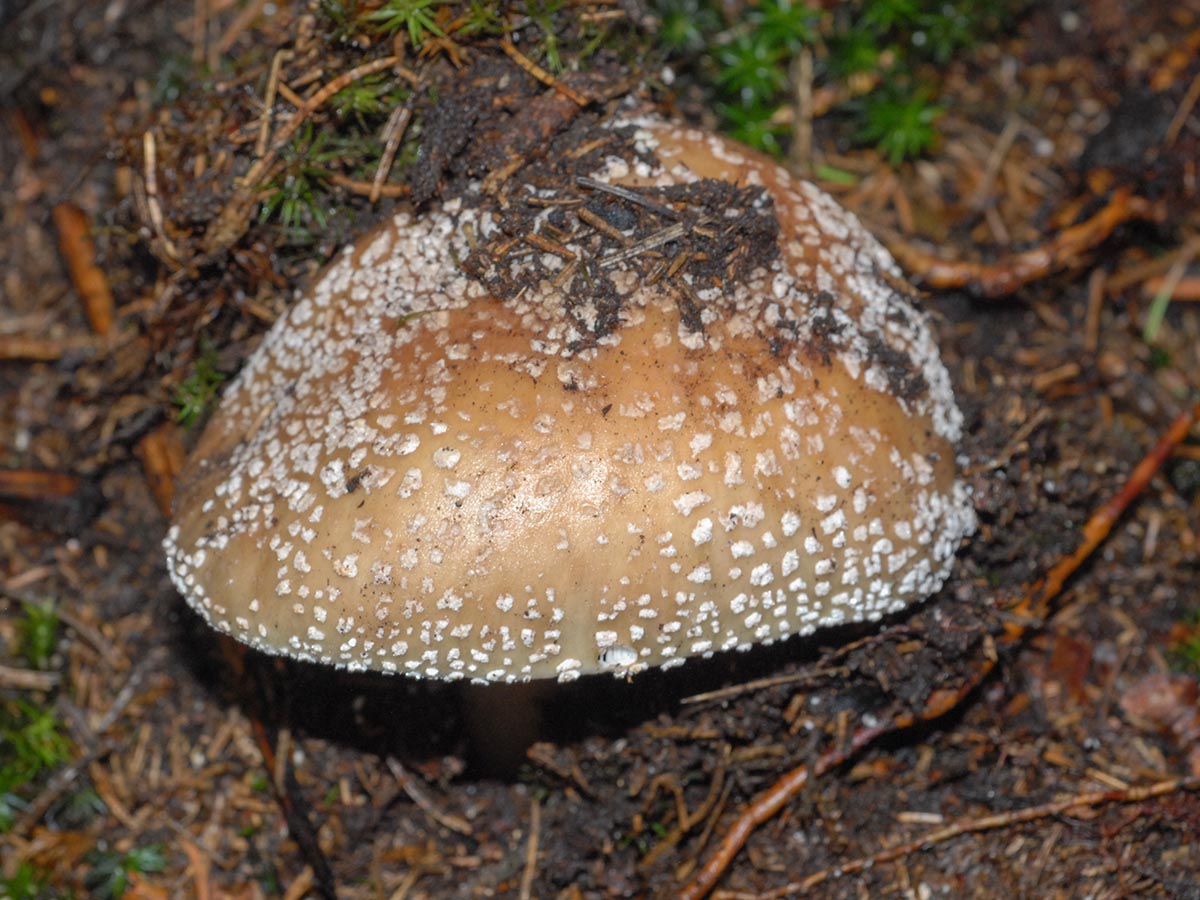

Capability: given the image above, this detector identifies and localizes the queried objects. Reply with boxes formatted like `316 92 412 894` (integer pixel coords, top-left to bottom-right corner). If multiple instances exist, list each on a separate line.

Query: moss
652 0 1022 162
0 700 73 832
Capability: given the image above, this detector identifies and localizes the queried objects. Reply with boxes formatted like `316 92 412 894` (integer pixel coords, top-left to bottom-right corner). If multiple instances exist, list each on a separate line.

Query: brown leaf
1119 673 1200 747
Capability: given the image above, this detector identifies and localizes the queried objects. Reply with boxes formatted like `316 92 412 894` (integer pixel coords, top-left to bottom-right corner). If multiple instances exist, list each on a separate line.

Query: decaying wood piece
52 202 115 336
135 423 186 518
0 468 83 500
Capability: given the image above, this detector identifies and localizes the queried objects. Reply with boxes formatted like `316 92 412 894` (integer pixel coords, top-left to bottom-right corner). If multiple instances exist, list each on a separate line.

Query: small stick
0 663 60 690
575 175 682 220
499 35 590 106
250 716 340 900
51 202 115 336
576 207 630 244
0 468 82 500
179 839 213 900
370 98 416 204
276 79 306 108
524 230 577 260
552 258 579 287
526 194 585 207
281 868 315 900
192 0 209 66
0 334 96 362
142 130 180 262
255 49 292 158
640 755 727 870
666 248 692 279
5 106 39 161
789 47 813 174
1083 267 1105 353
1142 236 1200 342
680 723 891 900
215 0 269 59
968 114 1023 212
566 134 614 159
327 173 411 199
1142 273 1200 301
517 797 541 900
599 222 693 268
385 756 473 835
964 407 1052 475
1006 400 1200 632
1165 67 1200 146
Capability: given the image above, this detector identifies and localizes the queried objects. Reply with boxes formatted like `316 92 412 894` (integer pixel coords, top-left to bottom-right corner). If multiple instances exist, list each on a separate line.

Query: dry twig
0 334 98 362
371 98 417 204
518 797 541 900
250 716 339 900
499 35 590 106
385 756 473 835
885 187 1156 296
140 130 180 263
0 663 60 690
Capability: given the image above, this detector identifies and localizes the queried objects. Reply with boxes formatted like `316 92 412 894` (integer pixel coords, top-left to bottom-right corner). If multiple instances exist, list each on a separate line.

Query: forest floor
2 2 1199 899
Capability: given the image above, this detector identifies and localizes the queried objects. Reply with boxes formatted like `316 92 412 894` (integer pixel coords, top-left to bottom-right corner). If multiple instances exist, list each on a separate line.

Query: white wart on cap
164 112 976 684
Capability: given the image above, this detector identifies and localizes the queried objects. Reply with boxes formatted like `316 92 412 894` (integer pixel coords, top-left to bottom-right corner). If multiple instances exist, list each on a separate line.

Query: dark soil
2 2 1198 899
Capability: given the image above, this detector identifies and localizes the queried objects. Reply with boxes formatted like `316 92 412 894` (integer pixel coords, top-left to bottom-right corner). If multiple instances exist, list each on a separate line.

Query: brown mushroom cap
164 113 975 683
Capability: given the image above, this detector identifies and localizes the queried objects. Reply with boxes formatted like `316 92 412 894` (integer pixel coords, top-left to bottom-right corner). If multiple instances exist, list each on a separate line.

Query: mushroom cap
164 113 975 683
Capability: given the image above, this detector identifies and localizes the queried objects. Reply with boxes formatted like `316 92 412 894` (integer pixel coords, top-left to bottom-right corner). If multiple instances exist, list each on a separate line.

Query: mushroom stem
459 680 556 777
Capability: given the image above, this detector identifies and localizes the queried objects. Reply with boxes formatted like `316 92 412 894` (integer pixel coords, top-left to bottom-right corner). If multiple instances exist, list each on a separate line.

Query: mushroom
164 111 975 693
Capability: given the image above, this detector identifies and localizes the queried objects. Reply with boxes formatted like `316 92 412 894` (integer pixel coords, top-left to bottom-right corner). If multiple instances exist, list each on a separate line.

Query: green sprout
754 0 816 51
716 30 791 105
718 100 789 156
1169 609 1200 675
527 0 568 72
1 701 72 787
457 1 506 38
860 0 921 33
0 792 26 834
257 123 386 244
17 600 59 671
857 85 943 165
365 0 445 46
172 335 225 427
0 862 70 900
84 845 167 900
656 0 719 52
259 171 328 235
331 73 409 123
1 699 73 831
50 786 107 829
